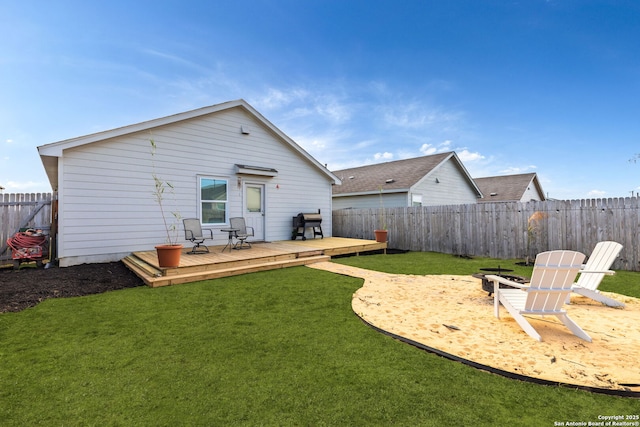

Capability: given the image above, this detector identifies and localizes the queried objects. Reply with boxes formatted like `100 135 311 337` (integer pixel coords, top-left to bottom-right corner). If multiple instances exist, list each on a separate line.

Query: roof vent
385 179 395 184
490 192 498 196
349 176 355 179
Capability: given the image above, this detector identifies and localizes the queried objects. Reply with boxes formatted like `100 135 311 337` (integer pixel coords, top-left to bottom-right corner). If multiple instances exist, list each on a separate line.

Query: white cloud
457 149 485 162
5 139 14 144
419 140 456 156
499 165 537 174
374 152 393 161
420 144 437 155
256 88 353 127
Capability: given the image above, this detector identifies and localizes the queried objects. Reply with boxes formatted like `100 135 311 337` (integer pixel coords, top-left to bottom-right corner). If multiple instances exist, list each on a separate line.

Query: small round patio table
220 228 239 252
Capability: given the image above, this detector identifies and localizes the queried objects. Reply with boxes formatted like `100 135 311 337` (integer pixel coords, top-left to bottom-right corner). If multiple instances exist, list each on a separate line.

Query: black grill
292 211 323 240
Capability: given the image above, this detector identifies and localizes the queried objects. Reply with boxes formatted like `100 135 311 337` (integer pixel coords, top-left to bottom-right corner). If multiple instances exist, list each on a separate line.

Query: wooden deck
122 237 387 287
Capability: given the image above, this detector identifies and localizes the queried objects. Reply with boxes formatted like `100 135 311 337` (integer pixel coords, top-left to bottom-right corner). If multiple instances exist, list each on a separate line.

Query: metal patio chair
183 218 213 254
229 217 254 249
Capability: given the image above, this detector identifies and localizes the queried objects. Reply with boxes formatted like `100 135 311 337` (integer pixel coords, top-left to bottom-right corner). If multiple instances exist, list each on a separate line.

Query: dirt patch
0 262 144 313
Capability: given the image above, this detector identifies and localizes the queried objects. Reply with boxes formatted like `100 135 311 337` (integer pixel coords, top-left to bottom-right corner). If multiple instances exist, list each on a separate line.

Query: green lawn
0 252 638 426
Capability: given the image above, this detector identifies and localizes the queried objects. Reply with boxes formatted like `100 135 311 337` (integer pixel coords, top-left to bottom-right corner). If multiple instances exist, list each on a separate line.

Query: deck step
297 249 324 258
130 254 330 287
122 254 162 278
162 252 300 277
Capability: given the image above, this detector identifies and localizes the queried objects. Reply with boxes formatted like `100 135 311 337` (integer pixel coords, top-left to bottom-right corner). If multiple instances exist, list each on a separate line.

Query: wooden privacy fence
0 193 53 260
333 197 640 271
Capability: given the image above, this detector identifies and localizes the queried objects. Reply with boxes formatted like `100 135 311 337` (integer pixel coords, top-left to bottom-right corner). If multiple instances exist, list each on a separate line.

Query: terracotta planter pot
155 244 183 268
374 230 388 243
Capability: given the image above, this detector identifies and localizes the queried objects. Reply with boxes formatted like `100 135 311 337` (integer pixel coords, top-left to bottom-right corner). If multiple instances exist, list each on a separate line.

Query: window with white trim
412 194 423 207
199 177 228 225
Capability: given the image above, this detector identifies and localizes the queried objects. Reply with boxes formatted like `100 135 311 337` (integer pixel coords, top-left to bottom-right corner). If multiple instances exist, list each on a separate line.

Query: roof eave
333 188 410 197
38 154 58 191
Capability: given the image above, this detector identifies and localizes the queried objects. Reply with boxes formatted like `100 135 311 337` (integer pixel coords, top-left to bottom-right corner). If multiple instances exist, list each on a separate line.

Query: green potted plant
150 138 183 268
374 186 388 243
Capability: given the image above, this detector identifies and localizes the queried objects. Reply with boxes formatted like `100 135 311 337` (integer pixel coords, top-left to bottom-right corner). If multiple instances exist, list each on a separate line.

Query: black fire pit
473 267 528 296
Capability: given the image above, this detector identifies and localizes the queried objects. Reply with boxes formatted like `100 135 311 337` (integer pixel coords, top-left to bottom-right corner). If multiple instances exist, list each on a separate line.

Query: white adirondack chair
570 241 624 307
488 250 590 342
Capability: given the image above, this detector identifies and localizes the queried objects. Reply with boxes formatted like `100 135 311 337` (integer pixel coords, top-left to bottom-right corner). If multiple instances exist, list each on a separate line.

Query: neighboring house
474 173 546 203
38 99 340 267
331 152 482 209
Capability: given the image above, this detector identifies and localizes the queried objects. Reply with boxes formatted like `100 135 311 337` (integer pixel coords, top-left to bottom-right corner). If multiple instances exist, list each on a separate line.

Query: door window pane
247 186 262 213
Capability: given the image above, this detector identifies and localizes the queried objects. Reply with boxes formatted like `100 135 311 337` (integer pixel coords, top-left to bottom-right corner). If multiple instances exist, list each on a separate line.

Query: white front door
244 183 265 241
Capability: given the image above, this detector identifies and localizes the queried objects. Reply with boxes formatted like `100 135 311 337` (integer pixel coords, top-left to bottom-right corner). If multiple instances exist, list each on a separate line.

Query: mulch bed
0 262 144 313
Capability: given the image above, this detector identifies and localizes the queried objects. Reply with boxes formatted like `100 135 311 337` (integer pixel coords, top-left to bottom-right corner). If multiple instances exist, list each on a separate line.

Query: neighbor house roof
332 151 482 196
38 99 340 190
474 172 545 202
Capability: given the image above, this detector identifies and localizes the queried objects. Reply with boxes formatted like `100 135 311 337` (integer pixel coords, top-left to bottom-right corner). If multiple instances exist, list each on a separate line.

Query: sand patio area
308 262 640 396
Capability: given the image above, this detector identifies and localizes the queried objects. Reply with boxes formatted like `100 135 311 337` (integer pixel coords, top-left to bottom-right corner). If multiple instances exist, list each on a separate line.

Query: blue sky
2 1 640 199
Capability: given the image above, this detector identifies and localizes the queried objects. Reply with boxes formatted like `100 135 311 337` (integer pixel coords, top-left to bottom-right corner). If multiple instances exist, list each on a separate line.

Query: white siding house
332 152 482 209
38 99 340 267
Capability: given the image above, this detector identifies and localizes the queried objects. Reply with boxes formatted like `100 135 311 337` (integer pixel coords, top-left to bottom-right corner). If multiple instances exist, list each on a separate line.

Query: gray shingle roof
332 152 455 195
474 173 544 202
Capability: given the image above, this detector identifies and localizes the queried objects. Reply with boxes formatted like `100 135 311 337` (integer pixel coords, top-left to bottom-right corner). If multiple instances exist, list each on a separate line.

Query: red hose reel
6 230 47 260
